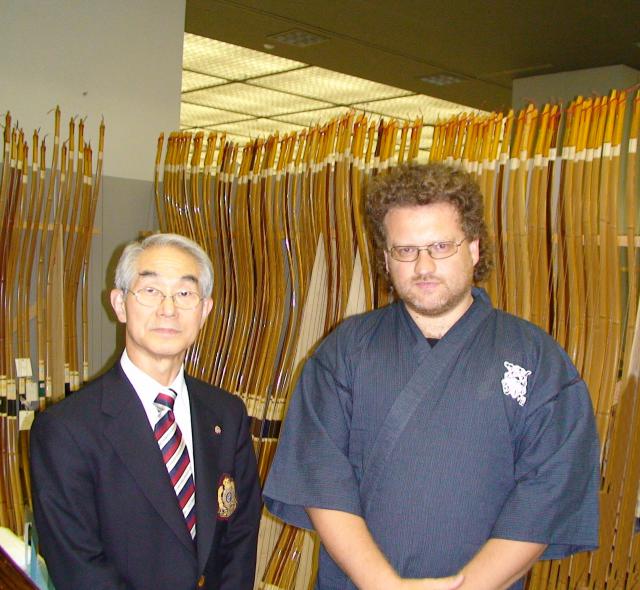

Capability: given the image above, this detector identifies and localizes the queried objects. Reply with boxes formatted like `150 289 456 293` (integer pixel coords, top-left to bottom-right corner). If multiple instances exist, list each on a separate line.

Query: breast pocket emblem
217 474 238 519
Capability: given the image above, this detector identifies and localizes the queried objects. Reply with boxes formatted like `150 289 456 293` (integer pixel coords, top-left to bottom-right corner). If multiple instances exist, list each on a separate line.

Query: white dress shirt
119 350 195 482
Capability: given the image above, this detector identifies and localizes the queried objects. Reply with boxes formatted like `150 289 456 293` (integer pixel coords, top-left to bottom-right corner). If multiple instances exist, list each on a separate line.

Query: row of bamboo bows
0 88 638 589
155 90 640 590
0 108 104 535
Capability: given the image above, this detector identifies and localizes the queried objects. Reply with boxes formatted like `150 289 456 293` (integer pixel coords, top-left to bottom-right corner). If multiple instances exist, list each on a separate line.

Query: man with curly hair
265 163 599 590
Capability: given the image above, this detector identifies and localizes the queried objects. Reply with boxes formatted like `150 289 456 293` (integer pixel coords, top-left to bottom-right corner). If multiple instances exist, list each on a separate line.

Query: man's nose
414 249 436 274
158 294 177 315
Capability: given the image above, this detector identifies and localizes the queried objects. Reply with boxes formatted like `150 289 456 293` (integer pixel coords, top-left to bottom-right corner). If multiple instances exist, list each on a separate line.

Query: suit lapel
188 377 223 573
101 365 195 553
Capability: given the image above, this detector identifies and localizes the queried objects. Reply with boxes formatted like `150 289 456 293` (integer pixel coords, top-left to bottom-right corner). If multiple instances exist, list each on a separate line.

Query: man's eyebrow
137 270 199 284
138 270 158 278
181 274 199 284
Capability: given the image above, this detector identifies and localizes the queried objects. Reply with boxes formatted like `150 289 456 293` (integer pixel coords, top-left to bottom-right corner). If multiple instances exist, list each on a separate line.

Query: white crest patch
501 361 531 406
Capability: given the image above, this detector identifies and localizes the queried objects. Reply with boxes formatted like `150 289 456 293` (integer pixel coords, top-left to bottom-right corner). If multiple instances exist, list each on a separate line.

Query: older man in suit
30 233 261 590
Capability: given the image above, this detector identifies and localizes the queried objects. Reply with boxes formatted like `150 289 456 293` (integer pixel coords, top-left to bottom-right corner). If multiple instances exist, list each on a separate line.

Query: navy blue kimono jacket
264 289 599 590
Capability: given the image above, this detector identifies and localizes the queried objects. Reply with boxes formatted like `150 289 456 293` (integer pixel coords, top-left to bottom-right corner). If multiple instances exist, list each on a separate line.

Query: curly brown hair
364 163 493 283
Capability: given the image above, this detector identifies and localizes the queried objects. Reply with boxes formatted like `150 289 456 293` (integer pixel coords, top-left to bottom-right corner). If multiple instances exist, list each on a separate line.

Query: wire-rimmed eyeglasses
126 287 204 310
386 238 467 262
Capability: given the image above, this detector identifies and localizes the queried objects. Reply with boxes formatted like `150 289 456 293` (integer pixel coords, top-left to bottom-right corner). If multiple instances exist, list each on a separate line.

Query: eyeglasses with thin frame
126 287 204 310
386 238 467 262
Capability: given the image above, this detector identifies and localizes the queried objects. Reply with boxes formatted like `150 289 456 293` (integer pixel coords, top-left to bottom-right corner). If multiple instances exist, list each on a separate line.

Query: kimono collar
397 286 494 344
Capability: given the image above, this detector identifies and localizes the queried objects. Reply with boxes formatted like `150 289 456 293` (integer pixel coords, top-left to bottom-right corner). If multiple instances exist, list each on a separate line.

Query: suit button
197 575 206 587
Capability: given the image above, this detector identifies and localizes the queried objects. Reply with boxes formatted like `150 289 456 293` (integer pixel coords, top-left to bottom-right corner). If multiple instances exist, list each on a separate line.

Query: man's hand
306 508 465 590
457 538 546 589
399 574 465 589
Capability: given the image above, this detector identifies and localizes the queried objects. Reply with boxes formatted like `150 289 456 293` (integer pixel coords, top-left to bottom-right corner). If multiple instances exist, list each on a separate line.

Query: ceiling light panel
353 95 480 124
181 103 248 127
214 133 254 147
182 71 226 93
179 125 209 134
184 83 332 117
250 66 412 104
421 125 435 139
419 127 435 151
207 117 305 139
177 125 246 146
184 33 305 80
276 107 366 126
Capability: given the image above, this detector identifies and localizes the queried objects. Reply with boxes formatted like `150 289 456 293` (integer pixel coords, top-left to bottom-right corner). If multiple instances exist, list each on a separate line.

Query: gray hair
114 233 214 297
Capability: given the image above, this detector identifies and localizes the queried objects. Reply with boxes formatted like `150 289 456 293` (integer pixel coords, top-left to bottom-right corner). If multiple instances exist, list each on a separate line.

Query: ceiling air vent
419 73 466 86
268 29 328 48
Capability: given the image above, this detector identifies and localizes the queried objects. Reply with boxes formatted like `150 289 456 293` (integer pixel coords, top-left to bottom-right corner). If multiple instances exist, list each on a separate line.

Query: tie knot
154 389 177 411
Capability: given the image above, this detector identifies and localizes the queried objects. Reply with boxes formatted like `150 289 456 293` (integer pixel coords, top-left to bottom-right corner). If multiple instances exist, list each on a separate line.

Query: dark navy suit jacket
30 363 261 590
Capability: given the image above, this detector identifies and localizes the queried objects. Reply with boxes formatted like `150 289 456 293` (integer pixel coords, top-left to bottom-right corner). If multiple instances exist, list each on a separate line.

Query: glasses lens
173 291 202 309
429 242 457 259
134 288 163 307
391 247 418 261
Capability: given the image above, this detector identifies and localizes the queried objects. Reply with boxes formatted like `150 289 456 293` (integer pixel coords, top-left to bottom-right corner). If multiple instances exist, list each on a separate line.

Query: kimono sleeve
491 366 600 558
263 326 362 530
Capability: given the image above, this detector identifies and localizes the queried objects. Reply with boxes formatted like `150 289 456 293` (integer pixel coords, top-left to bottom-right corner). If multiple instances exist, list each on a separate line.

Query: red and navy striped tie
154 390 196 540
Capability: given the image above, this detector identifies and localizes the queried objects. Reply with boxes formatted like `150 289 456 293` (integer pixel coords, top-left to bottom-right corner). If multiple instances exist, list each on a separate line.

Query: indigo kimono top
264 289 599 589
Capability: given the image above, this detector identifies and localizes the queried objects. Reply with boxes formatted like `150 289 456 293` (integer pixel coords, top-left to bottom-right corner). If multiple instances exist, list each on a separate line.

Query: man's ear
199 297 214 328
110 289 127 323
469 239 480 266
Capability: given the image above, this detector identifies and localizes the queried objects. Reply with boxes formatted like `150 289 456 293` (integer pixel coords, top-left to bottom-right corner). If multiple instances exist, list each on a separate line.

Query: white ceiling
180 33 480 151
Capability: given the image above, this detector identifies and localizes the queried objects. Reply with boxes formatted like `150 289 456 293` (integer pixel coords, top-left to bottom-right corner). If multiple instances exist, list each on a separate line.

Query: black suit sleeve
30 410 127 590
218 402 262 590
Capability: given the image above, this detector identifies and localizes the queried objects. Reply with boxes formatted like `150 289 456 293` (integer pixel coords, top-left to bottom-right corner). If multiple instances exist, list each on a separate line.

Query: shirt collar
120 349 186 406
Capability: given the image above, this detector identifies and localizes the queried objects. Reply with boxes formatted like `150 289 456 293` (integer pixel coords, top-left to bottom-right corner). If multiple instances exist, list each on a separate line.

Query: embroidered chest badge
217 474 238 520
501 361 531 406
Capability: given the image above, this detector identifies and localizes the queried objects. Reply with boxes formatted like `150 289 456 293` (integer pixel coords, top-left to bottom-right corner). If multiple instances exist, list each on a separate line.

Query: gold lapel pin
214 425 222 435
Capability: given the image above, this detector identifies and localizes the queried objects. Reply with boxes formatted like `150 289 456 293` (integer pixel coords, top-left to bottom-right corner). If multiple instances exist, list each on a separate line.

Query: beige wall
512 64 640 111
0 0 185 181
1 0 186 376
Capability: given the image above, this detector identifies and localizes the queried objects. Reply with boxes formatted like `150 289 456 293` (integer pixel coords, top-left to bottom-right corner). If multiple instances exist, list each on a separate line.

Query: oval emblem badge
217 474 238 520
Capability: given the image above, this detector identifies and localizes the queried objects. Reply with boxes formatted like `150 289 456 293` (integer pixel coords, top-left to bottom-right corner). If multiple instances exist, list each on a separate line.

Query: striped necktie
154 389 197 540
